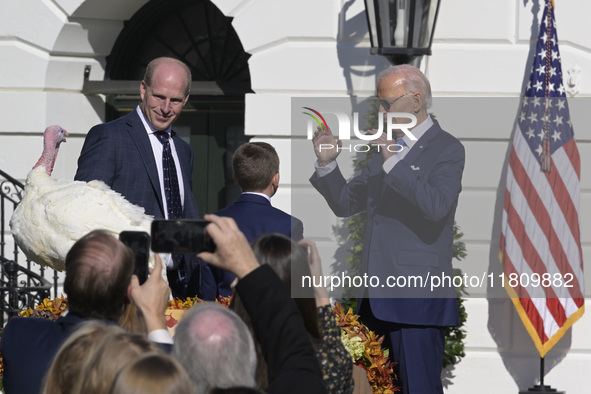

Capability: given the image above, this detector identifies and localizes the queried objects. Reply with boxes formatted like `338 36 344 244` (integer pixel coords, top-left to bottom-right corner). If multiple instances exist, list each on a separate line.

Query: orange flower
216 295 233 307
167 297 202 310
333 301 399 392
19 295 68 319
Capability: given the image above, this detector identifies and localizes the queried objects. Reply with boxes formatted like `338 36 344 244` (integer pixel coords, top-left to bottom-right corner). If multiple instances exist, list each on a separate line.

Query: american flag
500 0 585 357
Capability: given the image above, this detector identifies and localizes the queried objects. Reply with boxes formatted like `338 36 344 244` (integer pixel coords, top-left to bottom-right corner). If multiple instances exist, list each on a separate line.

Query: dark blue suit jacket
75 110 199 220
213 193 304 296
310 120 464 327
1 313 89 394
0 312 173 394
74 110 214 299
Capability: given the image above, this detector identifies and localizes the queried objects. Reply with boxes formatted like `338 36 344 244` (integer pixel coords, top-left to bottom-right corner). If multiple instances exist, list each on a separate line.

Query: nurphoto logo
302 106 417 152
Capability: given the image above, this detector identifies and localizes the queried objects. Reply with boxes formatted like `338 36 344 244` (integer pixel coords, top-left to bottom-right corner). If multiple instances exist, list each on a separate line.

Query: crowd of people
2 215 337 394
1 56 462 394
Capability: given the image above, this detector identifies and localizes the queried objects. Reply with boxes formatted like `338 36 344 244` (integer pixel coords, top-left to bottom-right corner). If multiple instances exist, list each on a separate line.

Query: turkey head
34 125 69 175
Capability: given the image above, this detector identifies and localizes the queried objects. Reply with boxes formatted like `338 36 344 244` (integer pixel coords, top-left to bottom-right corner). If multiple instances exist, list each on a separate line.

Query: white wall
230 0 591 392
0 0 589 392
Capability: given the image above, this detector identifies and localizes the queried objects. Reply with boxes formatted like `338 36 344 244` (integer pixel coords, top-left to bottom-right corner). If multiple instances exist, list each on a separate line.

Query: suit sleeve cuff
314 160 337 177
382 154 402 173
147 329 173 345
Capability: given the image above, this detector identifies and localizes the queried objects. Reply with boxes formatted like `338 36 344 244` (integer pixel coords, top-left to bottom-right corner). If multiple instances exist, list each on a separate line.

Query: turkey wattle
10 125 159 273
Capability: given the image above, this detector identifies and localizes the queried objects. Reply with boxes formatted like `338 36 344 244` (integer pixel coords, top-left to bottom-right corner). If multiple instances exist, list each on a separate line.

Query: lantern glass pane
392 0 409 47
377 0 394 48
411 0 438 48
376 0 411 49
366 0 439 56
365 0 379 47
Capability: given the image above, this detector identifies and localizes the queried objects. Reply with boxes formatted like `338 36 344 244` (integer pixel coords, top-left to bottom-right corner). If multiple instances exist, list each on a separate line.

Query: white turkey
10 125 162 275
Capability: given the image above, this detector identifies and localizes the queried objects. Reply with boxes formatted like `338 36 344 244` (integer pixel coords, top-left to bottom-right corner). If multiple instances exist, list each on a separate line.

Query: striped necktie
155 131 184 220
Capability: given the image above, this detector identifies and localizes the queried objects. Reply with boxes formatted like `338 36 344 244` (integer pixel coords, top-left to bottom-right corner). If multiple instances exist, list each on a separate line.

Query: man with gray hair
174 214 325 394
173 303 257 393
310 64 465 394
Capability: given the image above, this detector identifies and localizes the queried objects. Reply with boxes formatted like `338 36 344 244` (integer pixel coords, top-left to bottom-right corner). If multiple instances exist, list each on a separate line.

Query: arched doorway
105 0 252 215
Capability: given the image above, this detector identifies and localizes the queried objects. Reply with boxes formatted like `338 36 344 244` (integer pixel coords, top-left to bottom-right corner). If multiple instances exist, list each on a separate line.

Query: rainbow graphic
302 107 329 133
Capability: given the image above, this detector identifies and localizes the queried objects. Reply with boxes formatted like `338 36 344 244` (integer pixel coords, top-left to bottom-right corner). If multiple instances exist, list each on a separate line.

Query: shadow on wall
337 0 390 97
329 0 390 284
327 0 386 292
487 1 570 390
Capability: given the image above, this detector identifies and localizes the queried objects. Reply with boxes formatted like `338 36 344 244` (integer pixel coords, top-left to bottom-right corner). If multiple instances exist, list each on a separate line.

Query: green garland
444 224 467 369
339 100 467 370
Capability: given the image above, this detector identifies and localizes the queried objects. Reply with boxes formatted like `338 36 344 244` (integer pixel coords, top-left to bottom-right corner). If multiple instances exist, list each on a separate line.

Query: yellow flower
19 295 68 318
168 296 202 310
340 330 365 361
19 308 33 317
332 301 399 392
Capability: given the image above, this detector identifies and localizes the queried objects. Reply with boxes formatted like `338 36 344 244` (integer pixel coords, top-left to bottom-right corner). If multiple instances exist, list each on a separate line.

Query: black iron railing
0 169 59 326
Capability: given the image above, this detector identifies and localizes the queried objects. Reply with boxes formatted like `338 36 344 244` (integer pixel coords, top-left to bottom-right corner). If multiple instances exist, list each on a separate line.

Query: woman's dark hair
250 234 320 340
229 233 321 390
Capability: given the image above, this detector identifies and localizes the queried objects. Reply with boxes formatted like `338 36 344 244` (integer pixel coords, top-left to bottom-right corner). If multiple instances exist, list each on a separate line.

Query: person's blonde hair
119 301 148 334
41 321 120 394
110 352 194 394
75 328 161 393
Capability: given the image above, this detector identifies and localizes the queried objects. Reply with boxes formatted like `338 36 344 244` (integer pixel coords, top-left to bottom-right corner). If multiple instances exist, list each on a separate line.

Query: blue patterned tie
155 131 184 220
396 137 406 154
155 131 186 279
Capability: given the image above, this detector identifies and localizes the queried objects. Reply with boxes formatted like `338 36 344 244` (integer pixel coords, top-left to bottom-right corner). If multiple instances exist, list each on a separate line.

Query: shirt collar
399 115 433 148
136 106 172 136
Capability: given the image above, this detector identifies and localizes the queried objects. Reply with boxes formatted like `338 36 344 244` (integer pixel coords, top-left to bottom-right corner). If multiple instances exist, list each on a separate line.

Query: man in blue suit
0 230 172 394
75 57 213 299
214 142 304 296
310 65 464 394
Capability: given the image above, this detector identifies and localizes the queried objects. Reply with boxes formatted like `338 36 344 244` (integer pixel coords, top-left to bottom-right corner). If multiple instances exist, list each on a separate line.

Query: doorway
105 0 252 215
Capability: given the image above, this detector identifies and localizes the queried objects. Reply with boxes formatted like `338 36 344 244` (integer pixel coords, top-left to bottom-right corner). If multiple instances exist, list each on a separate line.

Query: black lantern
364 0 442 64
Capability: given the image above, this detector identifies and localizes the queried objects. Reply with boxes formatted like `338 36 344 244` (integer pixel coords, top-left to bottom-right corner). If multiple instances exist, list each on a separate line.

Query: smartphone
150 219 215 254
119 231 151 284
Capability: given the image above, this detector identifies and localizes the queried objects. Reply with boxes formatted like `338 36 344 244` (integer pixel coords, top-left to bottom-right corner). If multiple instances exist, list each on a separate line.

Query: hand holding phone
150 219 216 254
119 231 151 284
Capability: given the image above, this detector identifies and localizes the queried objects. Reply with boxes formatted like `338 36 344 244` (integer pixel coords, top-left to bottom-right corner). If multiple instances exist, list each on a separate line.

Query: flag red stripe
508 149 561 280
561 137 581 179
503 185 567 329
500 233 548 343
542 157 584 299
520 296 548 344
553 139 584 275
508 146 583 301
543 142 581 251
